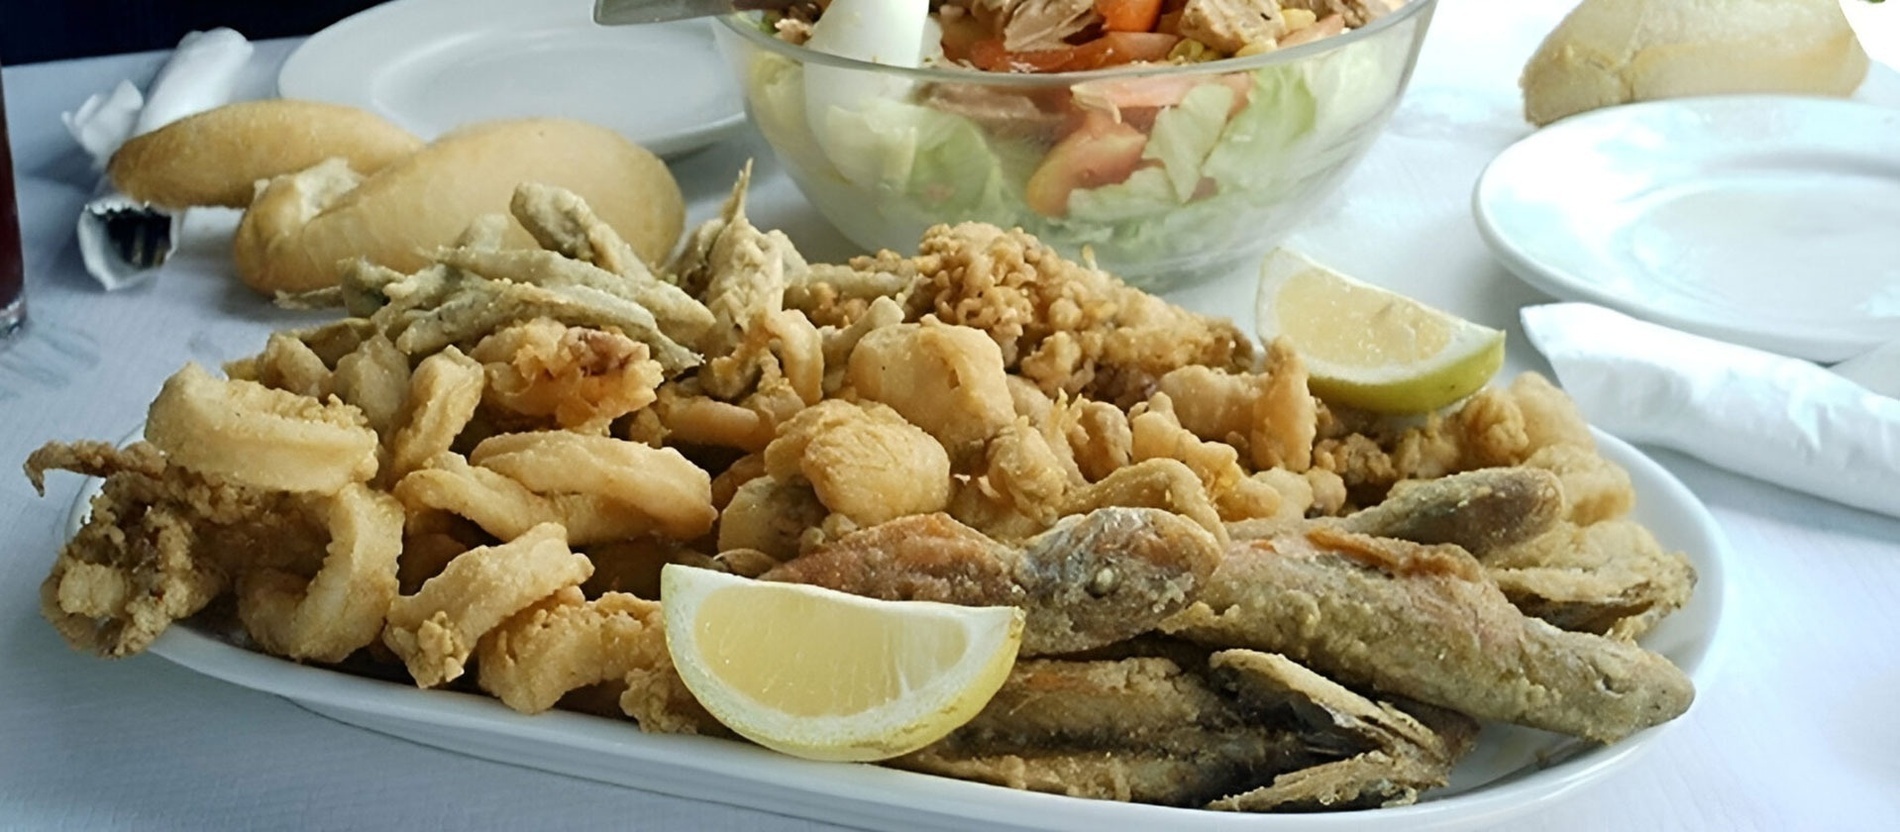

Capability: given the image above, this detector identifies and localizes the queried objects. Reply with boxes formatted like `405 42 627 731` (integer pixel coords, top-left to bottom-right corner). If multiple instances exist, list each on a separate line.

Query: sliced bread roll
233 118 685 295
1521 0 1870 127
108 99 424 209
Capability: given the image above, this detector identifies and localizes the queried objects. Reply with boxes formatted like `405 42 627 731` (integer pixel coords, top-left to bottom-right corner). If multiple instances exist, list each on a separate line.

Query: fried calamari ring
476 586 669 714
650 387 773 451
332 333 410 435
225 332 334 399
392 452 667 545
469 432 716 539
386 347 485 482
382 522 592 687
237 483 404 663
145 363 378 493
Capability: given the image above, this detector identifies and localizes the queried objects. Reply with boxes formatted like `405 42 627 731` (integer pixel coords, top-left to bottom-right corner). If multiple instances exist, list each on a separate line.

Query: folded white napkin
64 28 253 290
1832 338 1900 400
1522 302 1900 519
64 28 254 168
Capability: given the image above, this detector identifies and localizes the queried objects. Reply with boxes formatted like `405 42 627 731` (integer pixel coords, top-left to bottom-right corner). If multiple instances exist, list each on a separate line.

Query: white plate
70 431 1725 831
277 0 746 158
1474 95 1900 363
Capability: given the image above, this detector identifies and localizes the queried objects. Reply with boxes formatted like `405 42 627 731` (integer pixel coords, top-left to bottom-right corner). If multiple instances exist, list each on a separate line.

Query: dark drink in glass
1 71 25 341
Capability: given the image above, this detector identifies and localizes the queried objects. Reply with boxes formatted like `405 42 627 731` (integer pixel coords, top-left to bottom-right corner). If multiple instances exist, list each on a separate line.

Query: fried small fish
1165 527 1694 744
760 507 1222 656
1333 466 1566 557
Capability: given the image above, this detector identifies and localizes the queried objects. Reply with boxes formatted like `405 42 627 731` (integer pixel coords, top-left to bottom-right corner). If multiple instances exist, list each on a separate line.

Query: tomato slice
1094 0 1164 33
1073 72 1253 111
1024 112 1150 217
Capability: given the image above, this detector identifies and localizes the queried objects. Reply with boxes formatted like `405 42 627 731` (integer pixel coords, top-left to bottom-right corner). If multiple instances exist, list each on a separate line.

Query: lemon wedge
1256 248 1506 414
660 564 1024 762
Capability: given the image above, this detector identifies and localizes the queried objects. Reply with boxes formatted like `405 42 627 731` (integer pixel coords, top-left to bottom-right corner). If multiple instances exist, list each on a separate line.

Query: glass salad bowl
712 0 1437 291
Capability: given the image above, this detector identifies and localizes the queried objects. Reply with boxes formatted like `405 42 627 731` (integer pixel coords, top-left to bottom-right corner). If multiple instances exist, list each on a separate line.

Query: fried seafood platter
26 170 1706 820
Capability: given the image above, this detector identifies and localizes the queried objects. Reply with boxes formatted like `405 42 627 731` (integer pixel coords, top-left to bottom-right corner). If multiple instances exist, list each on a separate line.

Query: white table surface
4 2 1899 829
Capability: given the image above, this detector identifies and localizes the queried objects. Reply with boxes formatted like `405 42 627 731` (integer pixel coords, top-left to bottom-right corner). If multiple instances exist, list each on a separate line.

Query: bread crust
1520 0 1870 127
107 99 424 209
232 118 685 295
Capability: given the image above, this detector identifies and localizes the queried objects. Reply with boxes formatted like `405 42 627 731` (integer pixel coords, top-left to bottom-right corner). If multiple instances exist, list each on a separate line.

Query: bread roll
108 99 423 209
233 118 685 295
1521 0 1870 127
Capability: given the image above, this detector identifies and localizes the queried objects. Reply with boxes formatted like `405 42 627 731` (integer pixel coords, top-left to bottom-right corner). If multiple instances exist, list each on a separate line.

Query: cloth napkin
64 28 253 168
62 28 253 290
1522 302 1900 519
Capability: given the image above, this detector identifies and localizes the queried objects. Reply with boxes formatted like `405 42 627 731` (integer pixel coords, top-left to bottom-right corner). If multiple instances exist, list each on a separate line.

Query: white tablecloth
3 3 1898 829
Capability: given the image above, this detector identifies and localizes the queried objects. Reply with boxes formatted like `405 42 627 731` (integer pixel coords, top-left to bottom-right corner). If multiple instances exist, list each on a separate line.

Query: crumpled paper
1522 302 1900 519
63 28 252 290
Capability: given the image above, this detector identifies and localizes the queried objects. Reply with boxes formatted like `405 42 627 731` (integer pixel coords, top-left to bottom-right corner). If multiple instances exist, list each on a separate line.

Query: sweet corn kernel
1234 39 1279 58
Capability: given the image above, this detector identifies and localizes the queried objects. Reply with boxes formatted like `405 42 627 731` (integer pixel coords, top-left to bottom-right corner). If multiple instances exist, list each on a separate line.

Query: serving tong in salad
594 0 804 25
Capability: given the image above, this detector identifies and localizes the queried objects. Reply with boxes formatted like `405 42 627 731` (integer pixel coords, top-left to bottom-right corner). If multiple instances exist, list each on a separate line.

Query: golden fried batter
847 320 1017 458
478 586 668 714
470 318 663 433
763 399 953 528
383 523 592 687
905 223 1253 406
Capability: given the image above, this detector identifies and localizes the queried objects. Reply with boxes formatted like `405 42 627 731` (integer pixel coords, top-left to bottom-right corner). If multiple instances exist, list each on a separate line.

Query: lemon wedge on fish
1256 248 1506 414
661 564 1023 762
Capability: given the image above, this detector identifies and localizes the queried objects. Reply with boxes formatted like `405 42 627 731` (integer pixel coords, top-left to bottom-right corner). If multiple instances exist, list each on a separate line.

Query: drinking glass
0 70 26 344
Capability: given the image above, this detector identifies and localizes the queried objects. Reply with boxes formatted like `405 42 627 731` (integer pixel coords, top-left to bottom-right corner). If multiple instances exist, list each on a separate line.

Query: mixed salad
741 0 1424 282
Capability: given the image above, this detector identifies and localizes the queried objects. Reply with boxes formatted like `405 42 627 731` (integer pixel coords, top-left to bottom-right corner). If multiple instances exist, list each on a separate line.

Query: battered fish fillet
1310 372 1599 502
759 507 1222 656
1163 527 1694 743
1154 339 1317 473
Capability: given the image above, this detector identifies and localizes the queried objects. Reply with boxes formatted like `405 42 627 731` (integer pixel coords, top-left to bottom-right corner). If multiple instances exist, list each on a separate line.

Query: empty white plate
1474 96 1900 363
278 0 746 158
